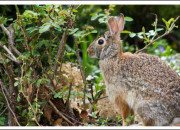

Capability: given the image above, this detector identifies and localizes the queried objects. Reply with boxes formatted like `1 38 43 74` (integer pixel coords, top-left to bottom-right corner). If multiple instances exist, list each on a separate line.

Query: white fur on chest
106 83 136 110
99 59 136 109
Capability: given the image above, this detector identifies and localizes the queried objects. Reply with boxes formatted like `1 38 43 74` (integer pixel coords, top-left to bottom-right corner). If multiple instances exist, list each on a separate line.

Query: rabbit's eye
98 39 104 45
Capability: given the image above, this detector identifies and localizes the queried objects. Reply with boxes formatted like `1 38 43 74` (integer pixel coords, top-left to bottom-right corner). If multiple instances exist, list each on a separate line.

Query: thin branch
135 16 180 54
49 100 75 126
0 107 7 116
135 31 170 54
151 13 158 41
0 24 10 36
16 13 31 52
0 24 22 56
11 46 22 57
53 29 69 74
76 5 82 10
65 81 72 111
0 42 22 64
0 79 21 126
29 32 39 42
73 36 87 110
90 84 94 101
96 96 108 101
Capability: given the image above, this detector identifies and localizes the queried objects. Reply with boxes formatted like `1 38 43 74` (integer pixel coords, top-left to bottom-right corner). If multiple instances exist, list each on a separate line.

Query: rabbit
87 13 180 126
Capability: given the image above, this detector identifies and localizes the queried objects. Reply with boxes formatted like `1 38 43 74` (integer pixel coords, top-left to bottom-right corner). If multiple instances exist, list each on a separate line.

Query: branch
53 29 69 74
73 36 87 110
16 13 31 52
0 24 22 57
76 5 82 10
0 24 10 36
135 15 180 54
49 100 75 126
29 32 39 42
135 31 170 54
0 107 7 116
65 81 72 111
0 42 22 64
0 79 21 126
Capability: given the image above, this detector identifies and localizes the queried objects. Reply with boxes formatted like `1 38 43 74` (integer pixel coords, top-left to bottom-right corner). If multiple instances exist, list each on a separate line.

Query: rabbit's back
118 53 180 101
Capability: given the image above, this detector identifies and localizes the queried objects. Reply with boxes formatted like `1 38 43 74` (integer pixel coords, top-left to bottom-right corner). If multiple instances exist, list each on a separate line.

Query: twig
49 100 75 126
151 13 158 41
29 32 39 42
90 84 94 101
19 62 40 126
135 31 170 54
65 81 72 111
16 13 31 52
135 16 180 54
0 42 21 64
73 36 87 110
0 107 7 116
0 24 10 36
53 29 69 74
76 5 82 10
96 96 108 101
48 5 55 22
0 79 21 126
0 24 22 57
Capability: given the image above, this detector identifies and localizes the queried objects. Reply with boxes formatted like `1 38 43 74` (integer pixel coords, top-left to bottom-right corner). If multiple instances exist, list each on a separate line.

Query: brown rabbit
87 13 180 126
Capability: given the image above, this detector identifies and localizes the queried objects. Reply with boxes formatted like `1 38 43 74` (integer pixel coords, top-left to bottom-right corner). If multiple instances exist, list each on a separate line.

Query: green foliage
125 115 135 123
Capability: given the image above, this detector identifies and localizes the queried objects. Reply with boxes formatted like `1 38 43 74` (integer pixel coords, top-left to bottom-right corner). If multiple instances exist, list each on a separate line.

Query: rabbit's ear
108 17 119 36
116 13 124 33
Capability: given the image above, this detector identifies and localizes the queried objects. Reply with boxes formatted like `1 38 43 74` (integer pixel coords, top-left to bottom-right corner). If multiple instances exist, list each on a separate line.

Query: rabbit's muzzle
87 45 96 58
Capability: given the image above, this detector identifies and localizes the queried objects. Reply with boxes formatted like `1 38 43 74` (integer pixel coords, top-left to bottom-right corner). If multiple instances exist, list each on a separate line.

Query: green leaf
22 109 27 117
91 30 97 33
94 91 101 100
92 112 97 118
98 17 107 24
137 32 143 39
125 16 133 22
16 106 22 111
86 93 92 99
54 91 63 98
129 32 136 38
0 117 5 125
149 30 155 36
36 79 42 87
14 81 19 87
69 28 79 35
74 31 83 37
91 13 100 21
17 94 21 102
122 30 131 34
52 23 61 31
72 9 78 13
156 28 164 32
39 23 51 33
168 18 174 24
162 18 170 30
70 95 75 99
23 10 39 19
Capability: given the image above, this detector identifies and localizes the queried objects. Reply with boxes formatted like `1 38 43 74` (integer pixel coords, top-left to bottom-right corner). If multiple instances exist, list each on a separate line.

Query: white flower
86 75 94 81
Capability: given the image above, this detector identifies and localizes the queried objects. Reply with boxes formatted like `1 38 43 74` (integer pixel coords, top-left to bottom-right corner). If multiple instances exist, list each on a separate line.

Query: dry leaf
80 110 89 122
53 118 63 126
44 105 53 121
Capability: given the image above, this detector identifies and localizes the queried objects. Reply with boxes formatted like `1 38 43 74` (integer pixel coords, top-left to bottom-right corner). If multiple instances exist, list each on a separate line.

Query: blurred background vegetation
0 5 180 126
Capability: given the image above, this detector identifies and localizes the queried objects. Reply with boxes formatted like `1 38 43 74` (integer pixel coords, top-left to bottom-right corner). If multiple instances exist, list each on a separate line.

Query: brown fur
115 96 131 126
87 14 180 126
